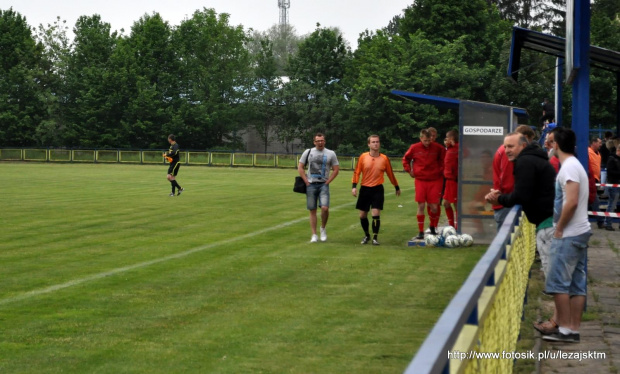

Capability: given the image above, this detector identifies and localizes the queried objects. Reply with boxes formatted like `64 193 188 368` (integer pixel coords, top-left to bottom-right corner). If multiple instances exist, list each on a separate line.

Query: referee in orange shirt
352 135 401 245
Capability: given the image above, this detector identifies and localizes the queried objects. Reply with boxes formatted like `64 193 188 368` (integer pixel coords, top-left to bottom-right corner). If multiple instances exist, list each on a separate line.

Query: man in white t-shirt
542 127 592 344
298 133 340 243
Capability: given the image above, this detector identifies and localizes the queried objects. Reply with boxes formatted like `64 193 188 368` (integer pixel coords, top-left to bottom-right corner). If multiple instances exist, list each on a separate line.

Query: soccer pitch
1 163 484 373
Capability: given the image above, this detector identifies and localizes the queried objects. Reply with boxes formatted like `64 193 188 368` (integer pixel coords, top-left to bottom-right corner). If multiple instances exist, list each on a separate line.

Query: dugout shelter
392 90 529 244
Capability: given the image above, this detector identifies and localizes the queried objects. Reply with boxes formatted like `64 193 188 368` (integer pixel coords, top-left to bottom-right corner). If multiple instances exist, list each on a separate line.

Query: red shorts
414 179 443 204
443 179 457 203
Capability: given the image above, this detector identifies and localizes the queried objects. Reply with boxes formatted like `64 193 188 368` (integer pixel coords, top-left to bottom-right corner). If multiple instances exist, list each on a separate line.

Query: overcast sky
6 0 412 48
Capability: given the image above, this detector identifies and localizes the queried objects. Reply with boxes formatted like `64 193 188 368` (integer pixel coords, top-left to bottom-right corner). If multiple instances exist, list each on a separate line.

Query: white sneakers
310 228 328 243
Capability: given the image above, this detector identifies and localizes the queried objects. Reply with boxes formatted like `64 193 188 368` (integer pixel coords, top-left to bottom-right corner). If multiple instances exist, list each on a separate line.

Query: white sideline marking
0 199 360 306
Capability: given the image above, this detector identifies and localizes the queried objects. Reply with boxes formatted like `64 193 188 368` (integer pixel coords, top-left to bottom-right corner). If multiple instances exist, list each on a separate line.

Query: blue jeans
589 193 604 224
306 183 330 210
605 187 619 227
545 231 591 296
493 207 511 231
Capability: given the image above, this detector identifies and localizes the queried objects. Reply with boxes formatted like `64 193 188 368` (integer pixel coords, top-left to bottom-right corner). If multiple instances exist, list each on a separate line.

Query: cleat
361 236 370 245
310 234 318 243
169 193 175 197
372 239 380 245
320 227 327 242
177 187 184 196
415 232 424 240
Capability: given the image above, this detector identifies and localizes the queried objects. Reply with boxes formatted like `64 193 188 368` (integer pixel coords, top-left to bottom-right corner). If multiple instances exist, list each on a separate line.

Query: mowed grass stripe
1 163 484 373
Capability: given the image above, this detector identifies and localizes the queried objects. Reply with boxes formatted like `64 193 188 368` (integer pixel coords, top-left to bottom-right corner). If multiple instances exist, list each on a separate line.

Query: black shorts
167 161 180 176
356 185 385 211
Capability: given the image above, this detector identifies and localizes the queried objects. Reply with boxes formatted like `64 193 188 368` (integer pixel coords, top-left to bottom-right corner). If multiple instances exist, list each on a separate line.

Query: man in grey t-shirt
297 133 340 243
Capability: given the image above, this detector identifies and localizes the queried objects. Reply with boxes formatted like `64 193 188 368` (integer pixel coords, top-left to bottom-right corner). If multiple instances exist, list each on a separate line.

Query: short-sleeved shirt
300 148 339 183
166 143 180 163
352 152 399 188
553 156 590 237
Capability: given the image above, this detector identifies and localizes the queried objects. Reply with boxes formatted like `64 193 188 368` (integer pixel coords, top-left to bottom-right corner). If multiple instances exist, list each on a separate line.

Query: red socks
417 214 425 233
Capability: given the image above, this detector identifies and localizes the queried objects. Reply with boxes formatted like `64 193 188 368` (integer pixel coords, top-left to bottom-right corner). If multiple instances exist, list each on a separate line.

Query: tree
64 15 121 147
0 8 46 146
172 8 252 149
34 16 72 146
399 0 509 67
284 25 352 150
119 13 178 148
247 24 303 76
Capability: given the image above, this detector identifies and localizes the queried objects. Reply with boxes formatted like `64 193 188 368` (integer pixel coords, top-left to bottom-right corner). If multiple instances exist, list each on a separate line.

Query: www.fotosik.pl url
447 350 606 362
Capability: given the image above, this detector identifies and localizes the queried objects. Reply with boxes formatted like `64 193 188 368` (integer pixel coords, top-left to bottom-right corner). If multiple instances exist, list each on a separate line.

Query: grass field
1 163 485 373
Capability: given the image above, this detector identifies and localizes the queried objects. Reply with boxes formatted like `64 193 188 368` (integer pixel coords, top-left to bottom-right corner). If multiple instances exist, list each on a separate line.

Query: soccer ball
441 226 457 238
459 234 474 247
424 234 440 247
444 235 460 248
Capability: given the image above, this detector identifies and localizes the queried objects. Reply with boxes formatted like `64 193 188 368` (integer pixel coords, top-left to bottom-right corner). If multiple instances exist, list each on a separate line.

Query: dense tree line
1 1 618 154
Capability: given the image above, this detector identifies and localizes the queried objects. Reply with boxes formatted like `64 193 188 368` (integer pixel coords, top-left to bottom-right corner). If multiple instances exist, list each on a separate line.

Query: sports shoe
361 236 370 245
177 187 184 196
542 332 580 343
415 232 424 240
310 234 318 243
169 193 175 197
372 239 380 246
605 226 615 231
320 227 327 242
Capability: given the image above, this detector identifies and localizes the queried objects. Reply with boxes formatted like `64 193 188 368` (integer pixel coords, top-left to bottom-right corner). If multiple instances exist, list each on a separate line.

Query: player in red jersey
443 130 459 229
402 129 445 239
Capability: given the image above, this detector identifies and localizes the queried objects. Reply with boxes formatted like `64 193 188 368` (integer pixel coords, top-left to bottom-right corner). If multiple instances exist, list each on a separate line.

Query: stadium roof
390 90 529 118
508 26 620 81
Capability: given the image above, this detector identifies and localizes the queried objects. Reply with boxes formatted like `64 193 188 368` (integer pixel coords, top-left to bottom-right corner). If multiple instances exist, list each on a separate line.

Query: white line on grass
0 198 366 307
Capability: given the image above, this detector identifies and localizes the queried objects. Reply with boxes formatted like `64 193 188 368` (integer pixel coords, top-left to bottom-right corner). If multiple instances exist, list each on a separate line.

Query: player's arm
297 151 310 185
554 180 580 238
402 146 415 177
352 155 363 197
492 150 502 190
384 155 401 196
325 164 339 185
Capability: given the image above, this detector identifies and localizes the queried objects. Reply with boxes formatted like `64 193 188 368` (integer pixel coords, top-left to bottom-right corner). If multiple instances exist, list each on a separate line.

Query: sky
6 0 412 48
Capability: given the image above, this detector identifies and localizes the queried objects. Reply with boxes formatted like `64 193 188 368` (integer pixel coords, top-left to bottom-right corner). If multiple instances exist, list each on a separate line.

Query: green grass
0 163 485 373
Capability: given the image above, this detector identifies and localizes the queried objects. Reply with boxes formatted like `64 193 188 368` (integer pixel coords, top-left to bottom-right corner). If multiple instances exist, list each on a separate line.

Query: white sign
463 126 504 136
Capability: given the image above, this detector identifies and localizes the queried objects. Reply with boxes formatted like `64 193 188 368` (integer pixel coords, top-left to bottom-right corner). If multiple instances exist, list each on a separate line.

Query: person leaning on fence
540 127 592 344
604 146 620 231
163 134 184 197
297 133 340 243
402 128 445 239
588 136 605 228
352 135 401 245
490 125 536 229
485 132 556 273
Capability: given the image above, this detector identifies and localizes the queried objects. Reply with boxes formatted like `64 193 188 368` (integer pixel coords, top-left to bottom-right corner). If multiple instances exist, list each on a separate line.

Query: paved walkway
538 223 620 373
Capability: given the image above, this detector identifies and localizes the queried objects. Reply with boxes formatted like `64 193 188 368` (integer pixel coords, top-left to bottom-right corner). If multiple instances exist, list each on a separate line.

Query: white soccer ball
441 226 457 238
444 235 461 248
424 234 440 247
459 234 474 247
